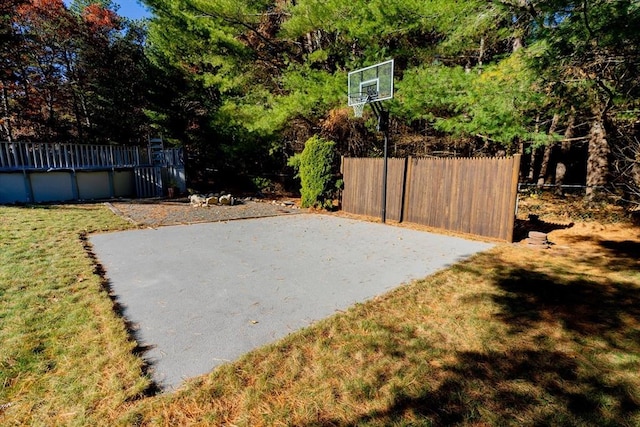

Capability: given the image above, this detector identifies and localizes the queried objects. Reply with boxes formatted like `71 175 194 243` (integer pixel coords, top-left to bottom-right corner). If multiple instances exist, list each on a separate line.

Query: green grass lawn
0 205 148 425
1 203 639 426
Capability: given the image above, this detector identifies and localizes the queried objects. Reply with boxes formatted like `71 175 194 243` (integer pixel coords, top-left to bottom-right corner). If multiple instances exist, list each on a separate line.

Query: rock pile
189 193 236 207
270 200 299 209
188 193 301 210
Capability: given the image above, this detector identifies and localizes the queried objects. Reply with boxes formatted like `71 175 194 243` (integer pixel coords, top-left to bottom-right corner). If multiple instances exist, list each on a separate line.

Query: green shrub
251 176 273 192
288 135 337 208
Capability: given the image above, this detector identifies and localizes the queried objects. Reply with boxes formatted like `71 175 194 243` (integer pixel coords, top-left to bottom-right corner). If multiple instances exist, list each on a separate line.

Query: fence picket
37 145 43 168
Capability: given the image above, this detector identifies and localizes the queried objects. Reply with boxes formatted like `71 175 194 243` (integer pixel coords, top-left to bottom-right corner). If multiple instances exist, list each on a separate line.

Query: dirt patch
107 198 305 227
516 191 632 224
515 191 639 251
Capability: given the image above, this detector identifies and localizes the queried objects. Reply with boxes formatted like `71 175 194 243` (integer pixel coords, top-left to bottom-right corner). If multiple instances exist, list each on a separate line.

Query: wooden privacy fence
341 155 521 242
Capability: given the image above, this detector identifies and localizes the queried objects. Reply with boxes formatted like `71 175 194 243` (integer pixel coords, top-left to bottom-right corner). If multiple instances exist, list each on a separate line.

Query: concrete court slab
90 214 493 390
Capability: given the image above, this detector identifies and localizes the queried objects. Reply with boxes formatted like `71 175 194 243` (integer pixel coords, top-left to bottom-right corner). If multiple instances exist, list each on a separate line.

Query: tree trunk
537 147 551 186
512 0 529 51
527 115 540 182
632 151 640 199
0 83 13 143
513 33 523 51
555 112 575 195
585 115 610 200
305 33 313 53
537 113 559 186
63 52 85 141
527 146 537 182
477 37 485 74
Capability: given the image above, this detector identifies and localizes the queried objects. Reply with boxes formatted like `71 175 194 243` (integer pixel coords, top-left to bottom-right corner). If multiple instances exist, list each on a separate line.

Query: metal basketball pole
371 102 389 223
382 128 389 223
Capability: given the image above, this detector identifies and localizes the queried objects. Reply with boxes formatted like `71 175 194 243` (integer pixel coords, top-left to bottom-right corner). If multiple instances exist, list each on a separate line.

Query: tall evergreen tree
499 0 640 198
139 0 640 193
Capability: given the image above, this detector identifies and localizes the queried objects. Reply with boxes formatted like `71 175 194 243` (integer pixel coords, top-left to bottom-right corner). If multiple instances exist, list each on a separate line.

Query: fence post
108 169 115 198
506 154 522 242
11 142 19 168
0 142 6 168
23 170 34 202
70 171 79 200
399 157 409 223
381 136 389 223
401 156 413 223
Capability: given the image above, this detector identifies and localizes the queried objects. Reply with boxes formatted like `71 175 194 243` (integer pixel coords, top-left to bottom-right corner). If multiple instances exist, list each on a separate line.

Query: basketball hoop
347 59 395 223
349 93 368 118
348 60 394 119
351 101 366 118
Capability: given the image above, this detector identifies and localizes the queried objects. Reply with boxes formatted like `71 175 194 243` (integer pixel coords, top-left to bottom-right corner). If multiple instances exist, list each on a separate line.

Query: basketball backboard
348 59 394 106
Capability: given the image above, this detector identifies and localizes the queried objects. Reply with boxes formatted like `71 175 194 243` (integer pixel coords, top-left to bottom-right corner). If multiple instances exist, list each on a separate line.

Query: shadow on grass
5 200 118 208
494 269 640 349
600 240 640 258
513 214 574 242
80 231 162 397
332 350 638 426
313 255 640 425
555 234 640 273
599 240 640 272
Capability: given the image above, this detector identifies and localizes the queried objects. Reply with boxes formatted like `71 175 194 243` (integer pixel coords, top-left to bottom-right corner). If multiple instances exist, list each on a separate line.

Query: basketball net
352 102 365 118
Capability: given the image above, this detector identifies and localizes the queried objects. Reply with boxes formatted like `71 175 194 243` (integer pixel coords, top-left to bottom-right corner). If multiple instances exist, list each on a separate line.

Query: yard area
1 195 639 425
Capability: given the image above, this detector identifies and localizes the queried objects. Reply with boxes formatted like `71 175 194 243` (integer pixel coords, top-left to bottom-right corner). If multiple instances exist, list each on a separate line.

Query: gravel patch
108 198 304 227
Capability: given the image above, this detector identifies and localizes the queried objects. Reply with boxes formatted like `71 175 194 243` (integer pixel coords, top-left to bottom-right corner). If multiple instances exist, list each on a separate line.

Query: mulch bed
106 198 305 228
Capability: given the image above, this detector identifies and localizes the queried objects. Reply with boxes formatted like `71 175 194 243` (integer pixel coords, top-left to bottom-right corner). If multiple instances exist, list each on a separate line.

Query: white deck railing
0 142 182 171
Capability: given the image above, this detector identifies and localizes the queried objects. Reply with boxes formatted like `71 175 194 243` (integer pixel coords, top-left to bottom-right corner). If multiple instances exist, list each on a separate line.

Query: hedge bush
288 135 337 208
